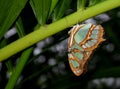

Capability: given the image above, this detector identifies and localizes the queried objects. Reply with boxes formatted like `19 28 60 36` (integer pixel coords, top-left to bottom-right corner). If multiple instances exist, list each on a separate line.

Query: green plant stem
5 17 33 89
0 0 120 61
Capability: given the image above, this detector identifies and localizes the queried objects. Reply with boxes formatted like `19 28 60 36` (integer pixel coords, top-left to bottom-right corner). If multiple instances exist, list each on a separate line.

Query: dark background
0 0 120 89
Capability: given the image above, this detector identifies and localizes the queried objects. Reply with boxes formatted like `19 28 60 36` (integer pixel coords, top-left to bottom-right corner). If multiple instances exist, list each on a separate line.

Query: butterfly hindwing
68 23 105 76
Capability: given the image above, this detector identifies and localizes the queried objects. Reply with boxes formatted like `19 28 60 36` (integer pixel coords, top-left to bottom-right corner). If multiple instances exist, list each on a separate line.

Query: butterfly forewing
68 23 105 76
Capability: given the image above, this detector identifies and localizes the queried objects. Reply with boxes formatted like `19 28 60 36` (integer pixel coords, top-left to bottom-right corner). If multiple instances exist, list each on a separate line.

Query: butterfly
68 23 105 76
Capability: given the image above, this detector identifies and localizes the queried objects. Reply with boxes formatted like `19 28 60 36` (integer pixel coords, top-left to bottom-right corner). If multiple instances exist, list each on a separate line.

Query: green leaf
5 17 34 89
53 0 72 21
15 17 25 37
77 0 86 10
5 47 33 89
0 39 7 48
89 0 104 6
48 0 59 17
5 60 13 75
0 0 28 40
0 0 14 27
30 0 52 25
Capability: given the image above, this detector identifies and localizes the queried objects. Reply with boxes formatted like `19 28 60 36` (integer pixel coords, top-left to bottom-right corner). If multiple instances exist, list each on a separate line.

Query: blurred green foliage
0 0 120 89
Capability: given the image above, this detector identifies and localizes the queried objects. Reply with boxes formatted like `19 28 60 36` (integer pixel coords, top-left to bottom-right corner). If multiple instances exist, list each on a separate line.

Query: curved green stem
0 0 120 61
5 47 33 89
